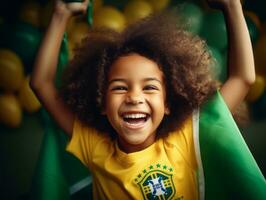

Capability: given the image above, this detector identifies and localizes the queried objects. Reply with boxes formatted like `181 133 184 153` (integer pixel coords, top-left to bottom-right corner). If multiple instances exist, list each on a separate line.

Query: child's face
104 53 169 153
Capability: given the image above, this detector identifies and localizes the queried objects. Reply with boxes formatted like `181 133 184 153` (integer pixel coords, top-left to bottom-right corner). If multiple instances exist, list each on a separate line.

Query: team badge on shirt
134 164 176 200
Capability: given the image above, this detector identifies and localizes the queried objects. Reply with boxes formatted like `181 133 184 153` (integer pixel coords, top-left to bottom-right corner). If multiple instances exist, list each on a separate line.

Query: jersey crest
134 164 176 200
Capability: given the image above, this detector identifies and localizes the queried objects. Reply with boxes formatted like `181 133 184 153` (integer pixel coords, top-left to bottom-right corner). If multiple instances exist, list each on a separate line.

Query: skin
30 0 255 153
104 53 169 153
208 0 255 112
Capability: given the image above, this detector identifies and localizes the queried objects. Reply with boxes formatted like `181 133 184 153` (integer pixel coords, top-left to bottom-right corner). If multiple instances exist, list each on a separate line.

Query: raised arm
30 0 89 136
207 0 255 113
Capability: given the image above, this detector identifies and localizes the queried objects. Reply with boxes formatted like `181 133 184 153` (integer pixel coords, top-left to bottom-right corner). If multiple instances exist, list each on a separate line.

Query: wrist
223 0 242 12
52 9 71 26
53 2 73 22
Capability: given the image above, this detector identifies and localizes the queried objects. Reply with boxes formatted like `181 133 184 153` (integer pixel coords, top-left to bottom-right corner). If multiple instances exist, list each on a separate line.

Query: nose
125 90 144 105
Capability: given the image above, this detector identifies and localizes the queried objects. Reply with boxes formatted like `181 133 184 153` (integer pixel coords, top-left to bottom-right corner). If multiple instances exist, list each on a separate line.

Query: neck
117 134 156 153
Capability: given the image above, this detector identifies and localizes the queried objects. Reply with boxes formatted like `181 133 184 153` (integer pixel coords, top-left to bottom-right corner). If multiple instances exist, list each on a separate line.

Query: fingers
82 0 90 13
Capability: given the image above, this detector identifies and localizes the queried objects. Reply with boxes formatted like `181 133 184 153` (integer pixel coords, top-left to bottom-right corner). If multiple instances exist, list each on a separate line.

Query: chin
127 134 152 145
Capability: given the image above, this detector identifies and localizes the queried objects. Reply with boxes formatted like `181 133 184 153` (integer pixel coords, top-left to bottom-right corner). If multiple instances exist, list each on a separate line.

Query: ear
164 106 170 115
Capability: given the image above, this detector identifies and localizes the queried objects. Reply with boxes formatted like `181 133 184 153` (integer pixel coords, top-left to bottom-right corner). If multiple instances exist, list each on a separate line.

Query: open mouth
122 113 150 127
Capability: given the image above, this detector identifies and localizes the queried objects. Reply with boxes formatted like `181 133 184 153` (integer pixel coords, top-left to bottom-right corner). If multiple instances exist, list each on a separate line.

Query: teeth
123 113 147 119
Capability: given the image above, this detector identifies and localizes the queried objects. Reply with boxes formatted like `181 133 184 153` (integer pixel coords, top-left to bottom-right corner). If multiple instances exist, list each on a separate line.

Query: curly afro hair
60 9 218 138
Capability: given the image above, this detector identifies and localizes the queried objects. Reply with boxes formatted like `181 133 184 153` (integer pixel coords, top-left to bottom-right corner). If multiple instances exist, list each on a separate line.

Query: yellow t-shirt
67 116 199 200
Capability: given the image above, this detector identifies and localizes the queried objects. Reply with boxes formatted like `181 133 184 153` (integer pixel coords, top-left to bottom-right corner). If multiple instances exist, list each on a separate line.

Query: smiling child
30 0 266 199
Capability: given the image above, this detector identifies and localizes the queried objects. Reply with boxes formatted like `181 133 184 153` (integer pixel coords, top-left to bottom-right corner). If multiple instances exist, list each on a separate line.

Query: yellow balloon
68 21 90 46
0 93 22 128
246 75 265 102
147 0 170 12
124 0 153 24
93 6 126 32
94 0 103 12
0 49 24 91
18 76 41 113
19 1 41 27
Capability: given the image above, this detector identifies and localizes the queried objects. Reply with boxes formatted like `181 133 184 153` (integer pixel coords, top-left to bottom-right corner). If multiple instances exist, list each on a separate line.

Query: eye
143 85 159 91
111 86 128 91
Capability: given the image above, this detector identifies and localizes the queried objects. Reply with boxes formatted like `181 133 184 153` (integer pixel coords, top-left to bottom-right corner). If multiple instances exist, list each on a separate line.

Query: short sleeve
66 117 94 167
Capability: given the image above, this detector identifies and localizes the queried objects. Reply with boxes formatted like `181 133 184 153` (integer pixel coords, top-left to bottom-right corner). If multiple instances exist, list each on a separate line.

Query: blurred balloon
254 34 266 75
68 21 90 46
124 0 153 24
93 6 126 32
0 93 22 128
246 75 265 102
181 3 203 34
208 46 227 82
19 1 41 27
3 21 42 71
0 49 24 91
94 0 103 12
200 11 227 50
18 76 41 113
244 14 259 43
147 0 170 12
66 16 78 34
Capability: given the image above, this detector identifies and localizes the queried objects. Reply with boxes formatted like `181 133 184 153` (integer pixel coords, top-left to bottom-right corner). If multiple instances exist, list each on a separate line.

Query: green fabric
30 1 94 198
30 112 71 200
30 32 92 199
199 91 266 200
30 110 91 200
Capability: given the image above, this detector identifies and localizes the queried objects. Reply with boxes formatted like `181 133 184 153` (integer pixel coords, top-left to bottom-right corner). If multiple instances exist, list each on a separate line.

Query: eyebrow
108 78 162 85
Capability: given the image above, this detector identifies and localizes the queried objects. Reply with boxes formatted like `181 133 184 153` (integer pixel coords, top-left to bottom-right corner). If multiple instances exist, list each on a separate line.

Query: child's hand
55 0 89 17
206 0 241 10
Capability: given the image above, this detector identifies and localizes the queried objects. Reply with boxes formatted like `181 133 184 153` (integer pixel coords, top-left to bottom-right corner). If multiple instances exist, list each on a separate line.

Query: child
31 0 265 199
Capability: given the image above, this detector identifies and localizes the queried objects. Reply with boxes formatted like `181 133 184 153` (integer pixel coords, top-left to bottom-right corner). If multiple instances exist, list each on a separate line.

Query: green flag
30 2 94 199
199 91 266 200
30 112 70 200
30 33 92 200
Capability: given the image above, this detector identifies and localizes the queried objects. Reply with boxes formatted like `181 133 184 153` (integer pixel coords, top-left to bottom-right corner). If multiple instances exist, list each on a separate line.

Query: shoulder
164 114 198 169
72 117 109 140
166 115 193 144
164 114 195 158
66 117 114 166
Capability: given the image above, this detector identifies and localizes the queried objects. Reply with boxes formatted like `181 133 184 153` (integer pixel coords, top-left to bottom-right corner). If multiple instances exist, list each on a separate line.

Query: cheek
105 94 122 113
149 94 167 113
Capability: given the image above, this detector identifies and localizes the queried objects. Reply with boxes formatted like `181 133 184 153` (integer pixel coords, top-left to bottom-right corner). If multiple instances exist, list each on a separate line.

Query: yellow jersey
66 116 199 200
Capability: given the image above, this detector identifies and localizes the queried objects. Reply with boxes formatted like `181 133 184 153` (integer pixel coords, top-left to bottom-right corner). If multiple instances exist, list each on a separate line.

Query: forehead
108 53 163 80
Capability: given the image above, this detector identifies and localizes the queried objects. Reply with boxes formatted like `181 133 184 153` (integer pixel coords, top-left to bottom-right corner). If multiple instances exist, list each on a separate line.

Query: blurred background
0 0 266 199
